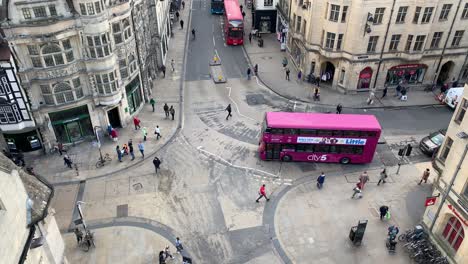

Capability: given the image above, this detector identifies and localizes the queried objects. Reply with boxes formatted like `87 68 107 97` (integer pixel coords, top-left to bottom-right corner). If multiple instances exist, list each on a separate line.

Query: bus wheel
340 157 350 164
282 155 292 162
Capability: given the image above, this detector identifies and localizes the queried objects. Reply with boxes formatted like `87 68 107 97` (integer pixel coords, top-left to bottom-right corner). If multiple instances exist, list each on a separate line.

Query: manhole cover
246 94 267 105
133 183 143 191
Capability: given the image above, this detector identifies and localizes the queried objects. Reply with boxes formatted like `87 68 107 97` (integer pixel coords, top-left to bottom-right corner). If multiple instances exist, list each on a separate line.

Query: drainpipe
372 0 396 89
433 0 463 85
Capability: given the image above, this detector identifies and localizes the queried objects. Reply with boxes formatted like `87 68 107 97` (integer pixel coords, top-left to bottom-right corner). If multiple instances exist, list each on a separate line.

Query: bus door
266 144 281 160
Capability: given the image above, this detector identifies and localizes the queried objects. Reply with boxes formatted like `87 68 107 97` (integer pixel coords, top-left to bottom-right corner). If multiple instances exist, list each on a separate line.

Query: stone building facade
0 0 169 149
422 84 468 263
281 0 468 93
0 154 65 263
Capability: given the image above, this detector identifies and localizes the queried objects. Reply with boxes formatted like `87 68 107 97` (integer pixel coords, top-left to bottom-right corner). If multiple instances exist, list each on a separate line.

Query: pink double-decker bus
258 112 382 164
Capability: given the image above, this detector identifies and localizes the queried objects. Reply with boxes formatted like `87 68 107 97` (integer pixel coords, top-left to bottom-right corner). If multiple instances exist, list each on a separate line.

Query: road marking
225 86 258 123
197 146 279 178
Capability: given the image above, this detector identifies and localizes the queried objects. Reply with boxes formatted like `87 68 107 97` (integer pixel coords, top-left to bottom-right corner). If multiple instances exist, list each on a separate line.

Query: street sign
425 196 437 207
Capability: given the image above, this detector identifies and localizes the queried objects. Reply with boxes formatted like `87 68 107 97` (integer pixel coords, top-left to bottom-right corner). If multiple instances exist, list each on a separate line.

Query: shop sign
447 204 468 226
425 196 437 206
260 16 270 20
390 64 426 70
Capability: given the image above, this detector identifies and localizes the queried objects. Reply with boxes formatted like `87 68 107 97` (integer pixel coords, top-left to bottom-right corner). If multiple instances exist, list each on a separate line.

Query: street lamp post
429 132 468 232
94 126 103 162
76 201 88 232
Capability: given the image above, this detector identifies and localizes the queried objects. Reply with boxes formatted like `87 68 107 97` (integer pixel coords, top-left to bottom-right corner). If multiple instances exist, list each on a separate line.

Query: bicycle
95 153 112 168
398 227 425 242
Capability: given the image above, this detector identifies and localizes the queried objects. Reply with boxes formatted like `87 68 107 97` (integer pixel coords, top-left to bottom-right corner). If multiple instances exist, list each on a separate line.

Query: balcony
96 92 122 106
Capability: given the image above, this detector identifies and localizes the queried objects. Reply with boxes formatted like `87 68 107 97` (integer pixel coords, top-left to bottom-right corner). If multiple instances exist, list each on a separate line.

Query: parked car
444 87 464 109
419 129 446 156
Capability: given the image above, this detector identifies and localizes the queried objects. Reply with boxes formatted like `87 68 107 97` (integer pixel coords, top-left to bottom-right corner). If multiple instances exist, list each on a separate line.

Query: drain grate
116 204 128 218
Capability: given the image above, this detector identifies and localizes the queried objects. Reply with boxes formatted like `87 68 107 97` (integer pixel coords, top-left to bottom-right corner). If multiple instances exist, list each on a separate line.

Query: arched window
112 18 133 44
40 78 84 105
442 216 465 251
28 40 74 68
42 44 64 67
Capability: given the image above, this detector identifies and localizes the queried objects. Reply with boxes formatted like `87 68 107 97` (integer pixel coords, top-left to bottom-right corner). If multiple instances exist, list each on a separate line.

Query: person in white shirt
154 125 161 140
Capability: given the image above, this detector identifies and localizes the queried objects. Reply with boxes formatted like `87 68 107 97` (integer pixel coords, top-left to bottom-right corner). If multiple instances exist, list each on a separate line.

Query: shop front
125 75 143 114
3 130 41 152
357 67 373 89
253 10 277 33
385 64 427 86
49 105 94 143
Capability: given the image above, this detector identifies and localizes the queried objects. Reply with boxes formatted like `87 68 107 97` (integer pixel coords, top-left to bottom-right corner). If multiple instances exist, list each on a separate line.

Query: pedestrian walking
175 237 184 253
359 171 369 190
150 98 156 112
138 141 145 158
57 141 64 155
110 128 118 141
161 65 166 78
418 168 430 185
159 251 166 264
63 155 73 168
128 139 135 160
225 104 232 120
395 84 402 97
163 103 169 118
247 67 251 80
240 4 243 12
169 106 175 120
380 205 389 220
317 172 325 189
377 167 387 185
336 104 342 114
133 116 141 130
180 19 184 29
254 64 258 75
282 57 288 68
171 59 175 72
314 87 320 101
400 86 407 100
175 11 179 21
285 68 290 80
154 125 162 139
182 0 185 9
153 157 161 173
255 184 270 202
116 145 122 162
351 183 362 199
142 127 148 141
249 32 252 43
242 11 245 18
381 86 388 99
164 246 174 260
297 70 302 81
74 228 83 245
367 90 375 105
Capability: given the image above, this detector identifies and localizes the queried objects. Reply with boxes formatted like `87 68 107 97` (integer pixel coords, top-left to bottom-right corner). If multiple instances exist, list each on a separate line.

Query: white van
445 87 464 109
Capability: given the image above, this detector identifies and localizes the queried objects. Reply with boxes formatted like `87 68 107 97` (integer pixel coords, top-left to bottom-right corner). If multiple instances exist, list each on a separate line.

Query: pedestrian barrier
210 53 227 83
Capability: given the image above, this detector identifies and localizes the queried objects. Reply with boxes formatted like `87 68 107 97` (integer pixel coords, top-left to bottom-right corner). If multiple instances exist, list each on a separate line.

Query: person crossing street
163 103 169 119
153 157 161 174
255 184 270 202
225 104 232 120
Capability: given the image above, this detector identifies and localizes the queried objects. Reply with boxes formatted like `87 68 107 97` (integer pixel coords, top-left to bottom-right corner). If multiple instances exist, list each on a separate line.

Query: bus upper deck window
271 128 284 134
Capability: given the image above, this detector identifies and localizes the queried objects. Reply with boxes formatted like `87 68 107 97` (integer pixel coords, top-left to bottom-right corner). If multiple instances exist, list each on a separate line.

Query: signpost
425 196 437 207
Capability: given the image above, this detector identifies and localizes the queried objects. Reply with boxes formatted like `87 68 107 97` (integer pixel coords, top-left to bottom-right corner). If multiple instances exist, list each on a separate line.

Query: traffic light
405 144 413 156
398 148 405 156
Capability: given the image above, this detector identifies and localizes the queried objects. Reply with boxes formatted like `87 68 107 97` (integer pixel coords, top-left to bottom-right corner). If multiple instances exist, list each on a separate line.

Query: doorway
107 107 121 128
320 62 335 83
437 61 454 85
357 67 373 89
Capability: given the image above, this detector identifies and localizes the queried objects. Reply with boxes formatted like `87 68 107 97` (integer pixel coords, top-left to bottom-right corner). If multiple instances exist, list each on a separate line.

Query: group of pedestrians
158 237 186 264
116 139 145 162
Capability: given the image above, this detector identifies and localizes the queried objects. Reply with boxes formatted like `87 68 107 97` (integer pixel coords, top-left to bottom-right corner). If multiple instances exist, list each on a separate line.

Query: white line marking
293 101 297 111
197 146 279 178
225 87 258 123
213 36 215 46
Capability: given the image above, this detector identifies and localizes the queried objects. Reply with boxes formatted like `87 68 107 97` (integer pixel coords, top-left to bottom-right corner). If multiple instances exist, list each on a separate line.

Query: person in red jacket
133 116 141 130
256 184 270 203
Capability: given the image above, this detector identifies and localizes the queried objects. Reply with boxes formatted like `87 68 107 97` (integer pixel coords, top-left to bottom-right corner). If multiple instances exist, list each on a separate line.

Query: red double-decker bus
258 112 382 164
223 0 244 45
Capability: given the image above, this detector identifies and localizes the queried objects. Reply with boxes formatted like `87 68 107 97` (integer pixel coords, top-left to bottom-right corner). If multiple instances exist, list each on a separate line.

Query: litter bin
349 220 368 246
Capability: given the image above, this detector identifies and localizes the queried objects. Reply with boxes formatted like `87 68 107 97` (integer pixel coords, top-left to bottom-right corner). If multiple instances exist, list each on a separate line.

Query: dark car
419 129 446 156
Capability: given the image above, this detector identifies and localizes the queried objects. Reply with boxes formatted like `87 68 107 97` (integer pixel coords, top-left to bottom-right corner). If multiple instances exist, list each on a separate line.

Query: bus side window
317 130 332 136
296 144 306 152
305 144 315 152
343 131 360 137
332 130 343 136
329 145 339 153
282 144 295 151
265 127 272 133
284 128 298 135
340 146 354 154
316 145 329 153
300 129 316 135
271 128 284 134
361 131 377 137
354 146 364 154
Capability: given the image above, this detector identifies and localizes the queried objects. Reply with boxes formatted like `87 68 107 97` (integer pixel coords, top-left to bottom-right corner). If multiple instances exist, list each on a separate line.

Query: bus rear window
317 130 333 136
284 128 298 135
361 131 377 137
300 129 316 135
343 131 360 137
270 128 283 134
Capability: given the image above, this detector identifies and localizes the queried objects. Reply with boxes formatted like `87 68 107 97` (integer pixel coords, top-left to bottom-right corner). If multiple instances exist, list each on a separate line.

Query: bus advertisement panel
223 0 244 45
258 112 382 164
211 0 224 14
